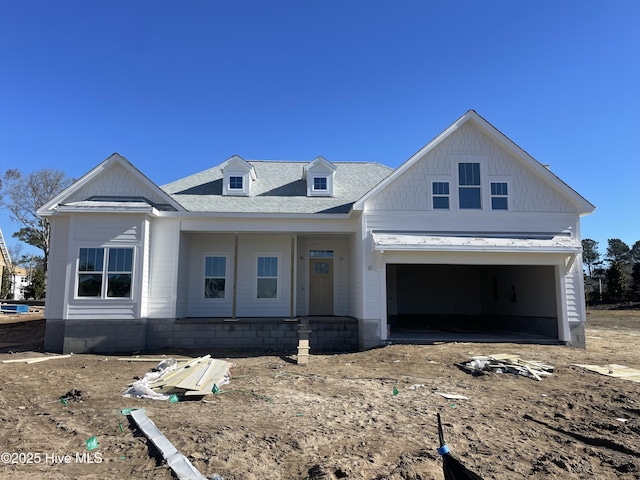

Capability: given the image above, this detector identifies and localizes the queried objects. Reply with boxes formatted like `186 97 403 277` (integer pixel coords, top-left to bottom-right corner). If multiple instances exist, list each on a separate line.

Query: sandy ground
0 308 639 479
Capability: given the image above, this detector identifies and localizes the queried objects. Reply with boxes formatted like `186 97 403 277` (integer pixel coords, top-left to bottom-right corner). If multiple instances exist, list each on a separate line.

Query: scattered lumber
574 363 640 383
459 353 553 381
124 355 233 399
2 354 73 364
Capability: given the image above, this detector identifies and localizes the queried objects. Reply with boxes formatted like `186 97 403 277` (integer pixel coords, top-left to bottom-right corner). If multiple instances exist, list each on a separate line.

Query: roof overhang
372 232 582 255
53 201 158 215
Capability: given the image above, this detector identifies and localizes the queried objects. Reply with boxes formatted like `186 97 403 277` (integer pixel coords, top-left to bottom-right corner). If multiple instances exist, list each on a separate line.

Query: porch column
232 233 238 319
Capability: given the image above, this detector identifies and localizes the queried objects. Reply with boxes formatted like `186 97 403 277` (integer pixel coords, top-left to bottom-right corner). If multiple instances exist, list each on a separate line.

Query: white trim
371 233 582 254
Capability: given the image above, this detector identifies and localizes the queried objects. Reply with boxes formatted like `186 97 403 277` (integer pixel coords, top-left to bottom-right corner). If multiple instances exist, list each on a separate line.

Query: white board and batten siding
146 218 182 318
65 215 146 320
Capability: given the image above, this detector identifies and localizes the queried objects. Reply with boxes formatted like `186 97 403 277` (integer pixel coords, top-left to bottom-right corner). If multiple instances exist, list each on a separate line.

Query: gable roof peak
303 156 337 178
219 154 257 180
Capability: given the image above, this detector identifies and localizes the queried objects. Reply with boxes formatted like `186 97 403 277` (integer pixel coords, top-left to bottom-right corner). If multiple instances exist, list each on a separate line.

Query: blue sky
1 1 638 259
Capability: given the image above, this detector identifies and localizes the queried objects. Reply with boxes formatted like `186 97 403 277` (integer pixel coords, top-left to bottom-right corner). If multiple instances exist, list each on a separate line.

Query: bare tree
2 168 73 274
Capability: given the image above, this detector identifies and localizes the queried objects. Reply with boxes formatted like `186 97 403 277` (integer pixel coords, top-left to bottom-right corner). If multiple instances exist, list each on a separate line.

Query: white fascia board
53 205 157 215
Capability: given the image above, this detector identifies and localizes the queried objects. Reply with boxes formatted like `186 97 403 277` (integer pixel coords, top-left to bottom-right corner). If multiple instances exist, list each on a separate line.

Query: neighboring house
10 267 30 300
38 110 595 354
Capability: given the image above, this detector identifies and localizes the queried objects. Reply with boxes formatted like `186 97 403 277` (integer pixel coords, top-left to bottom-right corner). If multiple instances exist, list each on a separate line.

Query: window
204 256 226 299
77 247 133 298
257 256 278 299
458 163 482 209
313 177 327 191
432 182 450 209
491 182 509 210
309 250 334 258
229 176 243 190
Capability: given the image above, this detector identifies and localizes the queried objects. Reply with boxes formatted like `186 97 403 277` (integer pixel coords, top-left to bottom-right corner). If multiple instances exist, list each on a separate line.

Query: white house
38 110 595 354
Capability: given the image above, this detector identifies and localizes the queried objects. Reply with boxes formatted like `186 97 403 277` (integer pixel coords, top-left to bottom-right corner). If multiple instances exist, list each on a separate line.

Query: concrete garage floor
388 327 563 345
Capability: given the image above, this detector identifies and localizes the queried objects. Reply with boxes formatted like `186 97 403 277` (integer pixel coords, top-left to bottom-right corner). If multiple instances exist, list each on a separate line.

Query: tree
630 263 640 301
606 238 631 265
581 239 601 278
605 261 626 302
2 168 73 275
631 240 640 264
24 268 45 300
1 267 11 299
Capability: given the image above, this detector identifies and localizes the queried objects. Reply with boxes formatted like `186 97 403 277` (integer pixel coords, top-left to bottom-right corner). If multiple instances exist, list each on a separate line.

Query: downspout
232 233 238 319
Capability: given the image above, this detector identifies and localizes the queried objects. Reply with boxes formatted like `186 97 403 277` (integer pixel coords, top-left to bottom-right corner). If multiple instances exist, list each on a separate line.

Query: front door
309 258 334 315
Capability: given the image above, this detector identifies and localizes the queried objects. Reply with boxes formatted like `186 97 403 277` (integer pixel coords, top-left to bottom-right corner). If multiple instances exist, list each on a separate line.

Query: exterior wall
184 233 236 318
146 218 181 318
358 121 588 348
45 216 70 319
566 255 587 347
366 122 576 214
176 232 191 318
235 234 293 317
43 216 70 351
179 233 294 319
64 214 146 320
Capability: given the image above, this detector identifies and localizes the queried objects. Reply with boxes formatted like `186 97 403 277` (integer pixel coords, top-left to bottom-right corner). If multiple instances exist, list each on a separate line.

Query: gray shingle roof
161 161 393 214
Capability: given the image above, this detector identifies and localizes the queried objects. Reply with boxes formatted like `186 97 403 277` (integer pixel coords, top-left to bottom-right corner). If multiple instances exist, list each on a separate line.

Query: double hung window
204 256 227 298
432 182 450 209
257 256 278 299
458 162 482 209
490 182 509 210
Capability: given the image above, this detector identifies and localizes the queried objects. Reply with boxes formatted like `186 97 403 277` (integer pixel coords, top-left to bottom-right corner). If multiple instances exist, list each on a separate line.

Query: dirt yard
0 308 639 480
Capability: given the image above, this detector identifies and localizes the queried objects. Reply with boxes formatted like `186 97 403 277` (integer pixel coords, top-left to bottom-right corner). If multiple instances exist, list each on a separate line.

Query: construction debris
123 355 233 400
2 354 73 364
457 353 553 381
128 409 210 480
574 363 640 383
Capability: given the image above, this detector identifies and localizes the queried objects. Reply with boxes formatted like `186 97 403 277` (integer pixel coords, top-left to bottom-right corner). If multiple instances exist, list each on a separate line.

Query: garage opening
386 264 559 340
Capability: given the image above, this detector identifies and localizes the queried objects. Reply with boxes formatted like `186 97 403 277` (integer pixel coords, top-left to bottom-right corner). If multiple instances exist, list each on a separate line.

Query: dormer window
229 176 243 190
313 177 327 192
221 155 256 196
303 156 336 197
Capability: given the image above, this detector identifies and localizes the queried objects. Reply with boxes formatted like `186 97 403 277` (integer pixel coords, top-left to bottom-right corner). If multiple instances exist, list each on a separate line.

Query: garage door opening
386 264 559 341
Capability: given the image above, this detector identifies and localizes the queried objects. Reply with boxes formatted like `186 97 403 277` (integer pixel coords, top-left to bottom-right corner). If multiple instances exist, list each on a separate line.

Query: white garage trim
372 232 581 255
